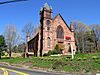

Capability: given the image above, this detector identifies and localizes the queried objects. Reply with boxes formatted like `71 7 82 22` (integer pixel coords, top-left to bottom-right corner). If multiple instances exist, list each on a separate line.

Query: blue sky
0 0 100 34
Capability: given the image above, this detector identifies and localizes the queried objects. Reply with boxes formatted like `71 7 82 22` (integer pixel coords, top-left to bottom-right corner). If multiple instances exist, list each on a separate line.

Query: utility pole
71 43 74 59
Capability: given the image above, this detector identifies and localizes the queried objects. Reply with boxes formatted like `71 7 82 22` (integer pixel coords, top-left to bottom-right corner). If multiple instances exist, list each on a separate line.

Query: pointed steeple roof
50 6 52 10
44 3 50 10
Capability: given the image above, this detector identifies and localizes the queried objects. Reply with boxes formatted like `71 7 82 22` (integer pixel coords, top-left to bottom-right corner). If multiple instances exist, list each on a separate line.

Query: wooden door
58 42 63 49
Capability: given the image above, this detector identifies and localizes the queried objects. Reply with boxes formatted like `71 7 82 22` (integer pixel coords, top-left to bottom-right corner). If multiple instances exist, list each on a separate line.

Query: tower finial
26 32 30 42
70 22 74 32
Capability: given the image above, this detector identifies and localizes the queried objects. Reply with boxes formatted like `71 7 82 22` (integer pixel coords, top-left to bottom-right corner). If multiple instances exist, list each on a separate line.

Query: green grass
0 53 100 73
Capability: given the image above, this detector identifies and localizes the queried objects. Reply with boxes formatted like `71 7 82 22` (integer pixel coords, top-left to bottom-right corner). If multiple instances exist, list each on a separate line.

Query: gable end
53 14 71 32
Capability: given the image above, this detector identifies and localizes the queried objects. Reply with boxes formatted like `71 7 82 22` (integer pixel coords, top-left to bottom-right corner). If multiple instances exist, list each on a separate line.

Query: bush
44 44 62 56
82 57 87 60
92 56 99 60
48 49 61 55
43 53 49 56
77 57 82 61
96 50 100 53
1 52 5 56
75 51 80 54
52 61 66 71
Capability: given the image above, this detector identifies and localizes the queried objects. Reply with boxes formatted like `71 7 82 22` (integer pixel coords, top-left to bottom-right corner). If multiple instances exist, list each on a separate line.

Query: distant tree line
72 21 100 53
1 22 39 58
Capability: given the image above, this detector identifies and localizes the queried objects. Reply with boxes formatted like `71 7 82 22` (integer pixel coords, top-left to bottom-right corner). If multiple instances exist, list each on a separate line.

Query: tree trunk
9 50 12 58
0 52 1 59
75 33 80 52
8 43 12 58
93 30 98 51
95 39 98 51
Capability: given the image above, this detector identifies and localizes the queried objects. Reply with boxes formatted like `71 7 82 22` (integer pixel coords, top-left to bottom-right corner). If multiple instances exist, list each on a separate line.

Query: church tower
40 3 52 20
39 3 53 55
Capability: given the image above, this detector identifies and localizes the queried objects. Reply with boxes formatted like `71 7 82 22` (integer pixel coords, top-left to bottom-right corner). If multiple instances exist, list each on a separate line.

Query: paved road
0 65 72 75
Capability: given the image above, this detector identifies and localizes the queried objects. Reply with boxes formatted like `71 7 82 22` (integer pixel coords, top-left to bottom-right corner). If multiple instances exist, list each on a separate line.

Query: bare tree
72 21 95 53
22 23 39 57
90 24 100 51
4 25 20 58
32 25 39 37
22 22 34 38
72 21 88 52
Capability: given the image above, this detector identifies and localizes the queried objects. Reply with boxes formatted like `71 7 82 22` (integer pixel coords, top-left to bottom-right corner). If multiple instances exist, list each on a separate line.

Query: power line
0 0 28 5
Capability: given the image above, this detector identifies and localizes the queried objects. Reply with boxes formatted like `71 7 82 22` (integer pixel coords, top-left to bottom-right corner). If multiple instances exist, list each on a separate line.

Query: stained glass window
57 26 64 39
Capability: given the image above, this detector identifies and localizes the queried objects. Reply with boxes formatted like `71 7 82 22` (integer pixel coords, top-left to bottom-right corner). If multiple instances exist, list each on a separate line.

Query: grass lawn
0 53 100 73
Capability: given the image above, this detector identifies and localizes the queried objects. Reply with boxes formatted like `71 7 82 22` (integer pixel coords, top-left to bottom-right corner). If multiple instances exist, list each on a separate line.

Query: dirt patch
0 62 9 66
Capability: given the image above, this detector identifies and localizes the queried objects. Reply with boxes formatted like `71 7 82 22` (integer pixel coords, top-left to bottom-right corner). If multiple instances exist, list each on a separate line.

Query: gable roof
53 13 71 31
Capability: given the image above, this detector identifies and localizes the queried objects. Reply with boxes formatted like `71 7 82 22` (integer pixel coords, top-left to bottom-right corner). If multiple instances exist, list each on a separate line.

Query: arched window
47 37 50 47
46 20 51 30
46 20 51 26
56 25 64 39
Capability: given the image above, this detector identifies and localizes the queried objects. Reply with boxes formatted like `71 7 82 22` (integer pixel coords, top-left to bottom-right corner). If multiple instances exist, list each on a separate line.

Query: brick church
26 3 76 57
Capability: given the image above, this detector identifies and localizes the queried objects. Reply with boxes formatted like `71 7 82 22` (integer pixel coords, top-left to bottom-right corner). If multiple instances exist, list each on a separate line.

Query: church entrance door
58 42 64 50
